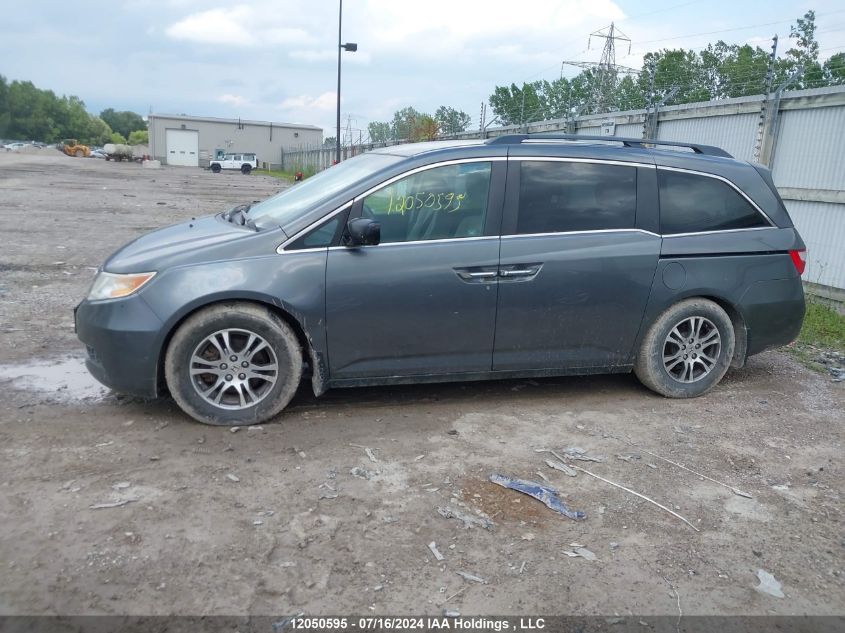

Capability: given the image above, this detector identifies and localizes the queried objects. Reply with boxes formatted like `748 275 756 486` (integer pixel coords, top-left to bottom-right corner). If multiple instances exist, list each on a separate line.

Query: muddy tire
211 163 221 173
634 298 735 398
241 164 252 175
75 150 83 157
164 303 302 425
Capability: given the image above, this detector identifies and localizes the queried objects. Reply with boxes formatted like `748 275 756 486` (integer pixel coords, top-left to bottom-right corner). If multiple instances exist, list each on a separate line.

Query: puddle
0 356 107 401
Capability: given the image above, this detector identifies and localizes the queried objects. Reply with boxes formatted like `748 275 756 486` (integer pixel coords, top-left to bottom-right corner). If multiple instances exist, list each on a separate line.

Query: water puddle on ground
0 356 107 402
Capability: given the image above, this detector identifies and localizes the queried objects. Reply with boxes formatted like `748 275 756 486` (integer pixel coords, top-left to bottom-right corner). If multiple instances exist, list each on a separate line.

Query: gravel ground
0 152 843 619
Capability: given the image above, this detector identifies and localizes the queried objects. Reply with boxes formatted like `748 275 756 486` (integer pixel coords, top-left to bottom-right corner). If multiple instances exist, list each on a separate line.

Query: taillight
789 249 806 275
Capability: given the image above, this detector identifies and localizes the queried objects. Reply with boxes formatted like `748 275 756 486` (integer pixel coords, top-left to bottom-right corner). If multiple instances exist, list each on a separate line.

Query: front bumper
75 295 165 398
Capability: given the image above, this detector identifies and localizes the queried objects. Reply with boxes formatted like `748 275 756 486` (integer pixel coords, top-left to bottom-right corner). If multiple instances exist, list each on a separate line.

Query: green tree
412 114 439 141
87 117 112 146
0 75 10 138
367 121 391 143
100 108 146 138
109 132 127 144
127 129 149 145
434 106 471 135
391 106 424 140
824 52 845 84
777 10 824 89
488 82 545 126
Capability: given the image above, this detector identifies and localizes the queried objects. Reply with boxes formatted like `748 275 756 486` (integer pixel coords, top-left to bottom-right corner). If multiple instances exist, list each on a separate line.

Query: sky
3 0 845 143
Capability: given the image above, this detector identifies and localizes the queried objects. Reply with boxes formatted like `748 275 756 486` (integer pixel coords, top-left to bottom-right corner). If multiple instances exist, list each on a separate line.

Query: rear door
493 156 661 370
326 158 506 379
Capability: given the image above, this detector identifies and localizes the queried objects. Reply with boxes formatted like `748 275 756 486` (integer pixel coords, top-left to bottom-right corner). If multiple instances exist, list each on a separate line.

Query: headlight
87 271 156 301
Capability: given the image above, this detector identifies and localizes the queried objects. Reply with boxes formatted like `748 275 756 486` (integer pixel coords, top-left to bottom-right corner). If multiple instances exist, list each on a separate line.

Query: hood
104 215 283 274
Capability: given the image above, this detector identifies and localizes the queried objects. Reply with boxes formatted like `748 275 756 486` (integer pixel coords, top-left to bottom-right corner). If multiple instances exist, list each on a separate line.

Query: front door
493 158 661 370
326 159 505 379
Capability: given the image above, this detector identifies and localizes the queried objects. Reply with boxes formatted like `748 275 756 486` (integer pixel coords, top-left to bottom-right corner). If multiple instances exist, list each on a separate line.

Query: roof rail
485 133 733 158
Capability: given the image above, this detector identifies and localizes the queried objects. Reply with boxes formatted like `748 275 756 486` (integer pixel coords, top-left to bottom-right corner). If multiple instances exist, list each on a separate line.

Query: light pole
336 0 357 164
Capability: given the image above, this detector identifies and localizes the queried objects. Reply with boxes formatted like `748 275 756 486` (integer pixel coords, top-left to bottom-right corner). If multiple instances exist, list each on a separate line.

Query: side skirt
326 365 634 390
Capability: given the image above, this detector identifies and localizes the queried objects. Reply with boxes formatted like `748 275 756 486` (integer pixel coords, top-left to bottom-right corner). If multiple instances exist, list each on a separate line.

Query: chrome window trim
276 201 352 253
656 165 777 228
510 156 655 169
326 235 500 250
662 226 778 238
502 228 660 239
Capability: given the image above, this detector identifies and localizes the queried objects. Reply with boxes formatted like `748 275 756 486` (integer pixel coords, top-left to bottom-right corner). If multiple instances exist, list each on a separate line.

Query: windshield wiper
223 203 254 228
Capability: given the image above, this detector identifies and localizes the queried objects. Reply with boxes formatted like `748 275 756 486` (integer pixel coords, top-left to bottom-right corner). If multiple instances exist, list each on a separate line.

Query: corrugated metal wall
657 113 759 161
772 107 845 190
785 201 845 289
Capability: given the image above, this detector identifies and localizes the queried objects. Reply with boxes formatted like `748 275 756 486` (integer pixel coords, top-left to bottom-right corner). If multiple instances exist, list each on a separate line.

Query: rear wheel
74 149 83 157
211 163 221 173
165 303 302 425
241 164 252 174
634 298 735 398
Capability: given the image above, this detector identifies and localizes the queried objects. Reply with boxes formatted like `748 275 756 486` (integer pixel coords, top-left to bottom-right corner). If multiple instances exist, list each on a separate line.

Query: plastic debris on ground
89 497 140 509
455 571 486 584
437 505 494 530
564 447 606 462
563 546 598 561
545 458 577 477
428 541 445 561
350 466 376 480
755 569 784 597
488 473 586 520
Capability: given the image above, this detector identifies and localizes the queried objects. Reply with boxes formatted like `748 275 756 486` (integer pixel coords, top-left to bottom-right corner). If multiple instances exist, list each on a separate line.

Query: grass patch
253 165 319 182
252 169 296 182
798 300 845 350
788 297 845 372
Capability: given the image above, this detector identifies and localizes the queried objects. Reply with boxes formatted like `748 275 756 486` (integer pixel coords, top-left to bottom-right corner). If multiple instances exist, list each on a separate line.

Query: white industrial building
147 114 322 169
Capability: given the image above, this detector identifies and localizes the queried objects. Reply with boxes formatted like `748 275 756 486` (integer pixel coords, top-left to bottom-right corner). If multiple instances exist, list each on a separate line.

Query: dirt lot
0 152 843 620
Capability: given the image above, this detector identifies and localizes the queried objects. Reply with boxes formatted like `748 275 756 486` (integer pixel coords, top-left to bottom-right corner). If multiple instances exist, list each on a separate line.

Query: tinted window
517 161 637 234
658 170 768 234
287 216 342 250
361 162 492 243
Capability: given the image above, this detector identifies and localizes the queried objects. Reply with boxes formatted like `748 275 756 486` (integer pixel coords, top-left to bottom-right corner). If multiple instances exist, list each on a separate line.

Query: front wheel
241 164 252 174
164 303 302 425
634 298 735 398
211 163 221 173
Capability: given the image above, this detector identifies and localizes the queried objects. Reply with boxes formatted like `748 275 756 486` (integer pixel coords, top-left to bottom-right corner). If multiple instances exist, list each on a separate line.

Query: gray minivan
75 135 807 425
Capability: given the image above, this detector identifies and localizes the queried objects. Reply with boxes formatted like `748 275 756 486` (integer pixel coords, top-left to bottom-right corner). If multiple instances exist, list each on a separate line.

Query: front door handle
467 271 498 279
499 263 543 281
454 266 499 283
499 269 535 277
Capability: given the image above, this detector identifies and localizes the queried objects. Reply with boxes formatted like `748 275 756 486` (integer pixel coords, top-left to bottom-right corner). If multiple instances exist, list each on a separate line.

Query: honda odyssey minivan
76 134 806 425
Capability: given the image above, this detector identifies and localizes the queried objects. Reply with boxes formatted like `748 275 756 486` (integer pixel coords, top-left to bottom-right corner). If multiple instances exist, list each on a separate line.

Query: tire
164 303 302 425
75 150 83 157
211 163 221 173
241 164 252 174
634 298 735 398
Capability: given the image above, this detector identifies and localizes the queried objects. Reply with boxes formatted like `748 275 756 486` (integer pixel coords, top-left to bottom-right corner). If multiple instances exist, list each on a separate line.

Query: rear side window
517 161 637 234
658 170 769 234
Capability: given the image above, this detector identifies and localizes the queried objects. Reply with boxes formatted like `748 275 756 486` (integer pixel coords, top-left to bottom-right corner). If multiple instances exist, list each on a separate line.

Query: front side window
517 161 637 234
361 162 492 243
658 170 769 234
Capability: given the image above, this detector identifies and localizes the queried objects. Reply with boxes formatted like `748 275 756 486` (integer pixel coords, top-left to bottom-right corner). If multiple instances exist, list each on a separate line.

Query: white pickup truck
209 152 259 174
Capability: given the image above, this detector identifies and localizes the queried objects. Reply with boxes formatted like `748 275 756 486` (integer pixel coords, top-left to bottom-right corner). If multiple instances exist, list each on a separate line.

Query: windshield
249 152 401 229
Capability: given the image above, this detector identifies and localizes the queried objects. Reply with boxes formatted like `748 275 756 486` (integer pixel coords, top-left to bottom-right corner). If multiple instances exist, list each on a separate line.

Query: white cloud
217 93 248 107
166 5 313 47
280 92 337 111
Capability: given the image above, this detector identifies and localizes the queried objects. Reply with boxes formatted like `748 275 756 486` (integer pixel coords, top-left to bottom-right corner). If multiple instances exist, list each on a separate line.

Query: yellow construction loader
60 139 90 158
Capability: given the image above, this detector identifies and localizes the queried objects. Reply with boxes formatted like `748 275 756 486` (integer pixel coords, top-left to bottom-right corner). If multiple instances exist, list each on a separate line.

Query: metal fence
281 85 845 292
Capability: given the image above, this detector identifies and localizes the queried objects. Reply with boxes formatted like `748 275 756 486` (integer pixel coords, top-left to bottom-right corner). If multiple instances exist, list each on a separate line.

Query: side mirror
345 217 380 247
